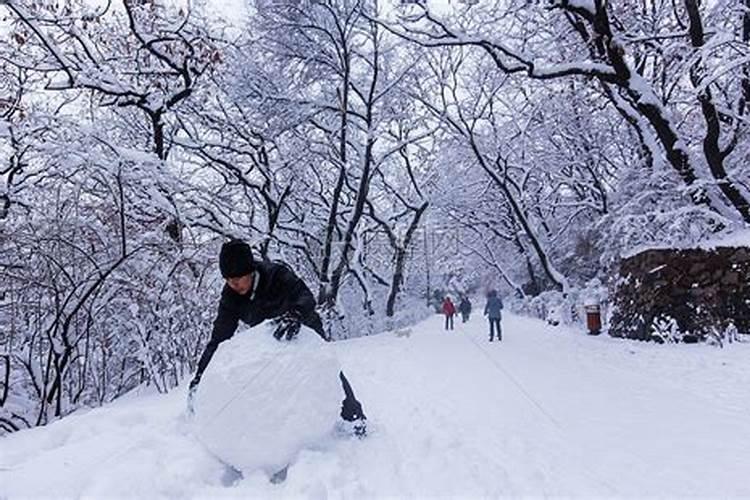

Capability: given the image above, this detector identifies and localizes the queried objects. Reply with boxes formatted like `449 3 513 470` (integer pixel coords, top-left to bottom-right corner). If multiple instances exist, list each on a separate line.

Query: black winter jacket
212 261 318 340
194 261 325 380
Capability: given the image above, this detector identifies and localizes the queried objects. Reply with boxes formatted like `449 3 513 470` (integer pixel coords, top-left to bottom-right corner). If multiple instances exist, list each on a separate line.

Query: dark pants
489 318 502 341
309 316 365 423
461 312 470 323
445 314 454 330
339 371 366 422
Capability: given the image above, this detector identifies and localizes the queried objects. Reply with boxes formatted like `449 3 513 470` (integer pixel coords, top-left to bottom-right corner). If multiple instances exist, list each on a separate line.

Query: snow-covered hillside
2 312 749 498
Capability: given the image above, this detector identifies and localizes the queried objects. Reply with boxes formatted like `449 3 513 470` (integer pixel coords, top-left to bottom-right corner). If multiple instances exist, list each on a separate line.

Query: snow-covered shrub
325 283 433 339
510 284 609 331
649 315 681 344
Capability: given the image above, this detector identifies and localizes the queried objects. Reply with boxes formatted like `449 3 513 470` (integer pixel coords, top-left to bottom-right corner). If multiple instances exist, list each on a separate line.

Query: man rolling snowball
188 240 367 439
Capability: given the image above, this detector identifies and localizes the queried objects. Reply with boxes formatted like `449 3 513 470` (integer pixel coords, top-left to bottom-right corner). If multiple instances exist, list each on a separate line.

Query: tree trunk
386 202 429 317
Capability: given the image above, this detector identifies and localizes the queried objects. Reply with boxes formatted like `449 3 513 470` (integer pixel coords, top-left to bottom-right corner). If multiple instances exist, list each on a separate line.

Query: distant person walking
484 290 504 342
442 296 456 330
459 296 472 323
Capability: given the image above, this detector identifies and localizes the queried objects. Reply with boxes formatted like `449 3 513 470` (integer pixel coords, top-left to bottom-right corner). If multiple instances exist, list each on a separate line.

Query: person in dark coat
458 296 472 323
484 290 504 342
190 239 366 435
442 296 456 330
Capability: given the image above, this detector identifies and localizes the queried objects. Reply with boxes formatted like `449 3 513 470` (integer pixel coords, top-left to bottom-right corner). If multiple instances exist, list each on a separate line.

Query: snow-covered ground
2 311 750 498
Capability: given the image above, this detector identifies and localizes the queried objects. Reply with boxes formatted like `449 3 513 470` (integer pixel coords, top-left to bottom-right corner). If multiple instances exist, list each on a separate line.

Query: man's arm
276 265 330 341
191 294 239 387
295 287 330 341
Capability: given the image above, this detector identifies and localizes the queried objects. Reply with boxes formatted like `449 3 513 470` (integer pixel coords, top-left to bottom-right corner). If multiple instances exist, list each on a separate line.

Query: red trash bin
585 303 601 335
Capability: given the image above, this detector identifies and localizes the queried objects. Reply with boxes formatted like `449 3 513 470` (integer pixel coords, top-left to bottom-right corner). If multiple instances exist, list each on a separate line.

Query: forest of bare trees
2 0 748 433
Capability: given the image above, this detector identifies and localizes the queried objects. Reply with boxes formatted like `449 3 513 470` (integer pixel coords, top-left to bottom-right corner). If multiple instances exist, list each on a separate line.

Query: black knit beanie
219 240 254 278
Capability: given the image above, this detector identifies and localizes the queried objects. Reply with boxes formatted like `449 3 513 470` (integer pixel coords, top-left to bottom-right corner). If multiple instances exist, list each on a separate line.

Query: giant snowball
192 327 342 473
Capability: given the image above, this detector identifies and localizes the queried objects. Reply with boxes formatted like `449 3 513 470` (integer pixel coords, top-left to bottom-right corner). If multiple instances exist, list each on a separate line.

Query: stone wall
609 246 750 342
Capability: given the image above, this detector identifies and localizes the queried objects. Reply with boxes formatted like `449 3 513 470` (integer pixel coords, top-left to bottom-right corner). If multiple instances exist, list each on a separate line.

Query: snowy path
330 313 750 497
2 312 750 498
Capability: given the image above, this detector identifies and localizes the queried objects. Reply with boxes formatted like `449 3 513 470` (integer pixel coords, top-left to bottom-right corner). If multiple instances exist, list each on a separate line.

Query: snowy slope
2 311 750 498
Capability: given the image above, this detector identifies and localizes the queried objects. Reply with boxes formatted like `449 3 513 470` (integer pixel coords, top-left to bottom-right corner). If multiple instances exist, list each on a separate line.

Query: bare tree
388 0 750 227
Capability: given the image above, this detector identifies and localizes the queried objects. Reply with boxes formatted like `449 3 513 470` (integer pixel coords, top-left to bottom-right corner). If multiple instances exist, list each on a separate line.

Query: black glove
189 375 201 390
273 310 302 341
